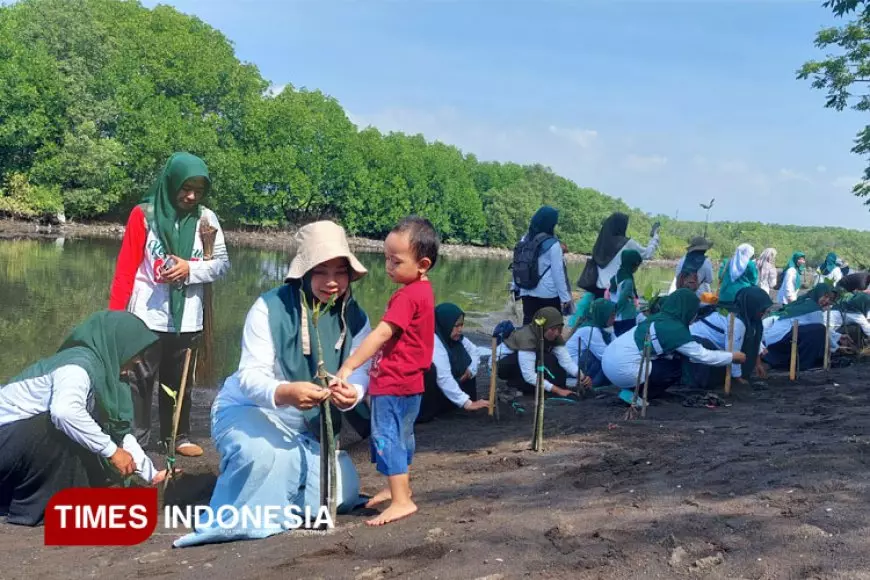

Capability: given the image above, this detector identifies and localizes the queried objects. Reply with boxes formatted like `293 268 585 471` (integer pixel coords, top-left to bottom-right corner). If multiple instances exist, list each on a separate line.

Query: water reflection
0 238 679 384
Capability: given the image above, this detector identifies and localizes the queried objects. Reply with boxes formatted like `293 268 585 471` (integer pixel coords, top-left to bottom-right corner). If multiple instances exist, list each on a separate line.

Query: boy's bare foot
364 488 412 508
365 501 418 526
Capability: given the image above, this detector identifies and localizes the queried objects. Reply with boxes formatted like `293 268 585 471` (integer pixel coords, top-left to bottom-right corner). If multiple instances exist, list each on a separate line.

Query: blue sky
141 0 870 230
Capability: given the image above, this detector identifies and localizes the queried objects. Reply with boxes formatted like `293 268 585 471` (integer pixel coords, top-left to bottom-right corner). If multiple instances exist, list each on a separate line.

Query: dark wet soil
4 353 870 579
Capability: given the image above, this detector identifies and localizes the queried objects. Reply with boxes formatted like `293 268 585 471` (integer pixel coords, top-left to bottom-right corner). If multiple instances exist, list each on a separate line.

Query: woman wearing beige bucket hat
667 236 714 297
174 221 373 548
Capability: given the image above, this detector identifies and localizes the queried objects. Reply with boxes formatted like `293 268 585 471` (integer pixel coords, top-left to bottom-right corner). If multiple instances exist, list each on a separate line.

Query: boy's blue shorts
369 394 422 476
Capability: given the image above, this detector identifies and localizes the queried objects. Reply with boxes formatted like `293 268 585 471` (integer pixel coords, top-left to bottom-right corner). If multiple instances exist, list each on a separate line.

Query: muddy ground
4 354 870 580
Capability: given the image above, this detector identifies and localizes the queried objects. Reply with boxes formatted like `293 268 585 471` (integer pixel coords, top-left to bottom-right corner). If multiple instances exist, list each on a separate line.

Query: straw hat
686 236 712 252
284 221 367 282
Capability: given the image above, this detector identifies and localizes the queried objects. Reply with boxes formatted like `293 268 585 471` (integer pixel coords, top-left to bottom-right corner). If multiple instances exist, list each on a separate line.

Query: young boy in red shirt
334 216 439 526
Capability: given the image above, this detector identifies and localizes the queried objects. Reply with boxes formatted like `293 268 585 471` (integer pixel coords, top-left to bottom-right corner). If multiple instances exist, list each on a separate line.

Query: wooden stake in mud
531 318 546 451
165 347 193 489
824 308 832 374
488 337 498 419
789 320 799 381
196 216 218 387
626 331 651 420
724 313 736 395
641 347 652 419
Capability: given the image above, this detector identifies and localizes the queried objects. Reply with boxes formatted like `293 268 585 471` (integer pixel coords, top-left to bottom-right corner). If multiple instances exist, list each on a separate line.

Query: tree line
1 0 869 268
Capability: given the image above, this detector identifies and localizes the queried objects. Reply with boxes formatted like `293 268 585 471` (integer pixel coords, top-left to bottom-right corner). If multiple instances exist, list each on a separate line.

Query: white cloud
778 168 810 182
547 125 598 148
265 83 288 97
623 154 667 172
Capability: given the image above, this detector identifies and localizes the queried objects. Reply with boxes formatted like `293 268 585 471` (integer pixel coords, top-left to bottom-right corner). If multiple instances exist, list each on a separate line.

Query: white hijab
757 248 777 270
729 243 755 281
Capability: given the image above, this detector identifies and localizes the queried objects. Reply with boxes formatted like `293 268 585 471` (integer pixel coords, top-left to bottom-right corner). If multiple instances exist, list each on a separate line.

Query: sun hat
686 236 712 252
284 221 367 282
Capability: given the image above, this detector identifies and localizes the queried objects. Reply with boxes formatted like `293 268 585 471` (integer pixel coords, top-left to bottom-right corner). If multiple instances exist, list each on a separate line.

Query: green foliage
2 0 870 267
798 0 870 200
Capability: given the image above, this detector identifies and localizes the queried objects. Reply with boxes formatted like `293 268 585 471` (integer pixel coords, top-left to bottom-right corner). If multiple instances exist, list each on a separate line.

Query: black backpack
510 233 556 290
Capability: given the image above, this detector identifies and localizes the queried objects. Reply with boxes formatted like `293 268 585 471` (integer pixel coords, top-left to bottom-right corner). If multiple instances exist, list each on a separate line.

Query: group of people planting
2 164 869 548
502 207 869 411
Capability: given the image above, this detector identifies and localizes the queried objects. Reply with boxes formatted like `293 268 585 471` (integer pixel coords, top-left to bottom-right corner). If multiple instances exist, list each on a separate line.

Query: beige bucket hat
284 221 367 282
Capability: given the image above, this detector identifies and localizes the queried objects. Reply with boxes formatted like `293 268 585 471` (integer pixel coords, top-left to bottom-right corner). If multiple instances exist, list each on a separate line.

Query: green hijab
435 303 472 378
843 292 870 315
140 152 211 333
581 298 615 345
819 252 839 276
786 252 806 276
772 283 833 320
727 286 773 377
505 307 565 351
9 311 158 445
634 289 699 353
263 279 369 437
610 249 642 293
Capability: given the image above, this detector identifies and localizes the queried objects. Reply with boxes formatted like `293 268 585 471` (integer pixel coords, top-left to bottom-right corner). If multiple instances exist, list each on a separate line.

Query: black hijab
591 212 630 267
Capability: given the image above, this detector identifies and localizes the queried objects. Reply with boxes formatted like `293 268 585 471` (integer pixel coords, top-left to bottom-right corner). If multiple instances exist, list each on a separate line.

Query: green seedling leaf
161 384 177 403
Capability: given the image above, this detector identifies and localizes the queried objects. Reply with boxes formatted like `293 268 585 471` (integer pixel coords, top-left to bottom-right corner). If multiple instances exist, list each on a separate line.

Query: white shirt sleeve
48 365 118 459
122 433 157 483
631 233 660 260
727 318 746 378
553 345 579 378
518 350 555 392
547 242 572 303
344 318 372 407
431 338 471 408
700 259 714 289
235 298 284 410
845 312 870 338
784 269 798 303
462 337 480 377
187 210 230 285
676 341 734 367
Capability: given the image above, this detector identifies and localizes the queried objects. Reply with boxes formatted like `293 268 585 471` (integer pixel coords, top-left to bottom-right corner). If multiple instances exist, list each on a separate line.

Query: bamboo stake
165 347 193 490
789 320 799 381
532 321 546 452
641 347 652 418
196 217 218 387
626 332 651 420
724 313 736 395
824 308 831 374
488 337 498 418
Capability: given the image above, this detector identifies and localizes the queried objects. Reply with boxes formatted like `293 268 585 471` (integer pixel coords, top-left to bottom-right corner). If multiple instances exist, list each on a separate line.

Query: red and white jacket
109 205 230 334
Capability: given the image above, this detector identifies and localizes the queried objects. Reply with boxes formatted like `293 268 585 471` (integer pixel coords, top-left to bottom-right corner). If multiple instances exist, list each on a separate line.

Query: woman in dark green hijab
569 298 615 387
418 304 491 423
601 289 745 405
763 283 852 372
108 151 231 459
0 311 167 526
777 251 807 304
609 249 643 336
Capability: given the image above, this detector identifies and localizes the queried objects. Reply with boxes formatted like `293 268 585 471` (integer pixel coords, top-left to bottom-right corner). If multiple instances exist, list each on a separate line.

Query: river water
0 237 679 383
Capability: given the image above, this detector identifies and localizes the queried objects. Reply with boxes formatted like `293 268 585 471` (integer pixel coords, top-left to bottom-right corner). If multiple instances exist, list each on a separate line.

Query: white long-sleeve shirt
0 365 156 482
596 235 660 291
813 267 843 287
777 267 800 304
431 336 480 408
689 312 758 378
496 344 579 391
667 256 714 296
762 310 841 351
212 297 371 430
567 326 611 364
601 322 733 389
826 309 870 338
516 240 571 303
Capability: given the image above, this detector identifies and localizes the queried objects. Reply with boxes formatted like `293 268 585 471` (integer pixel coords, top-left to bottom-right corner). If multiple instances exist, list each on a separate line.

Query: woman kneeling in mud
173 221 373 548
496 307 591 398
602 289 746 406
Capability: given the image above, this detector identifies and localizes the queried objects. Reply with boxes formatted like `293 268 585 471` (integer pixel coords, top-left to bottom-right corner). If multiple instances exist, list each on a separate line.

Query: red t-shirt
368 279 435 396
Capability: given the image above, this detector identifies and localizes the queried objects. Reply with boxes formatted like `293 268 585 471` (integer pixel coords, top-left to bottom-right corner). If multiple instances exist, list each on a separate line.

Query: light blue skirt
172 404 364 548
